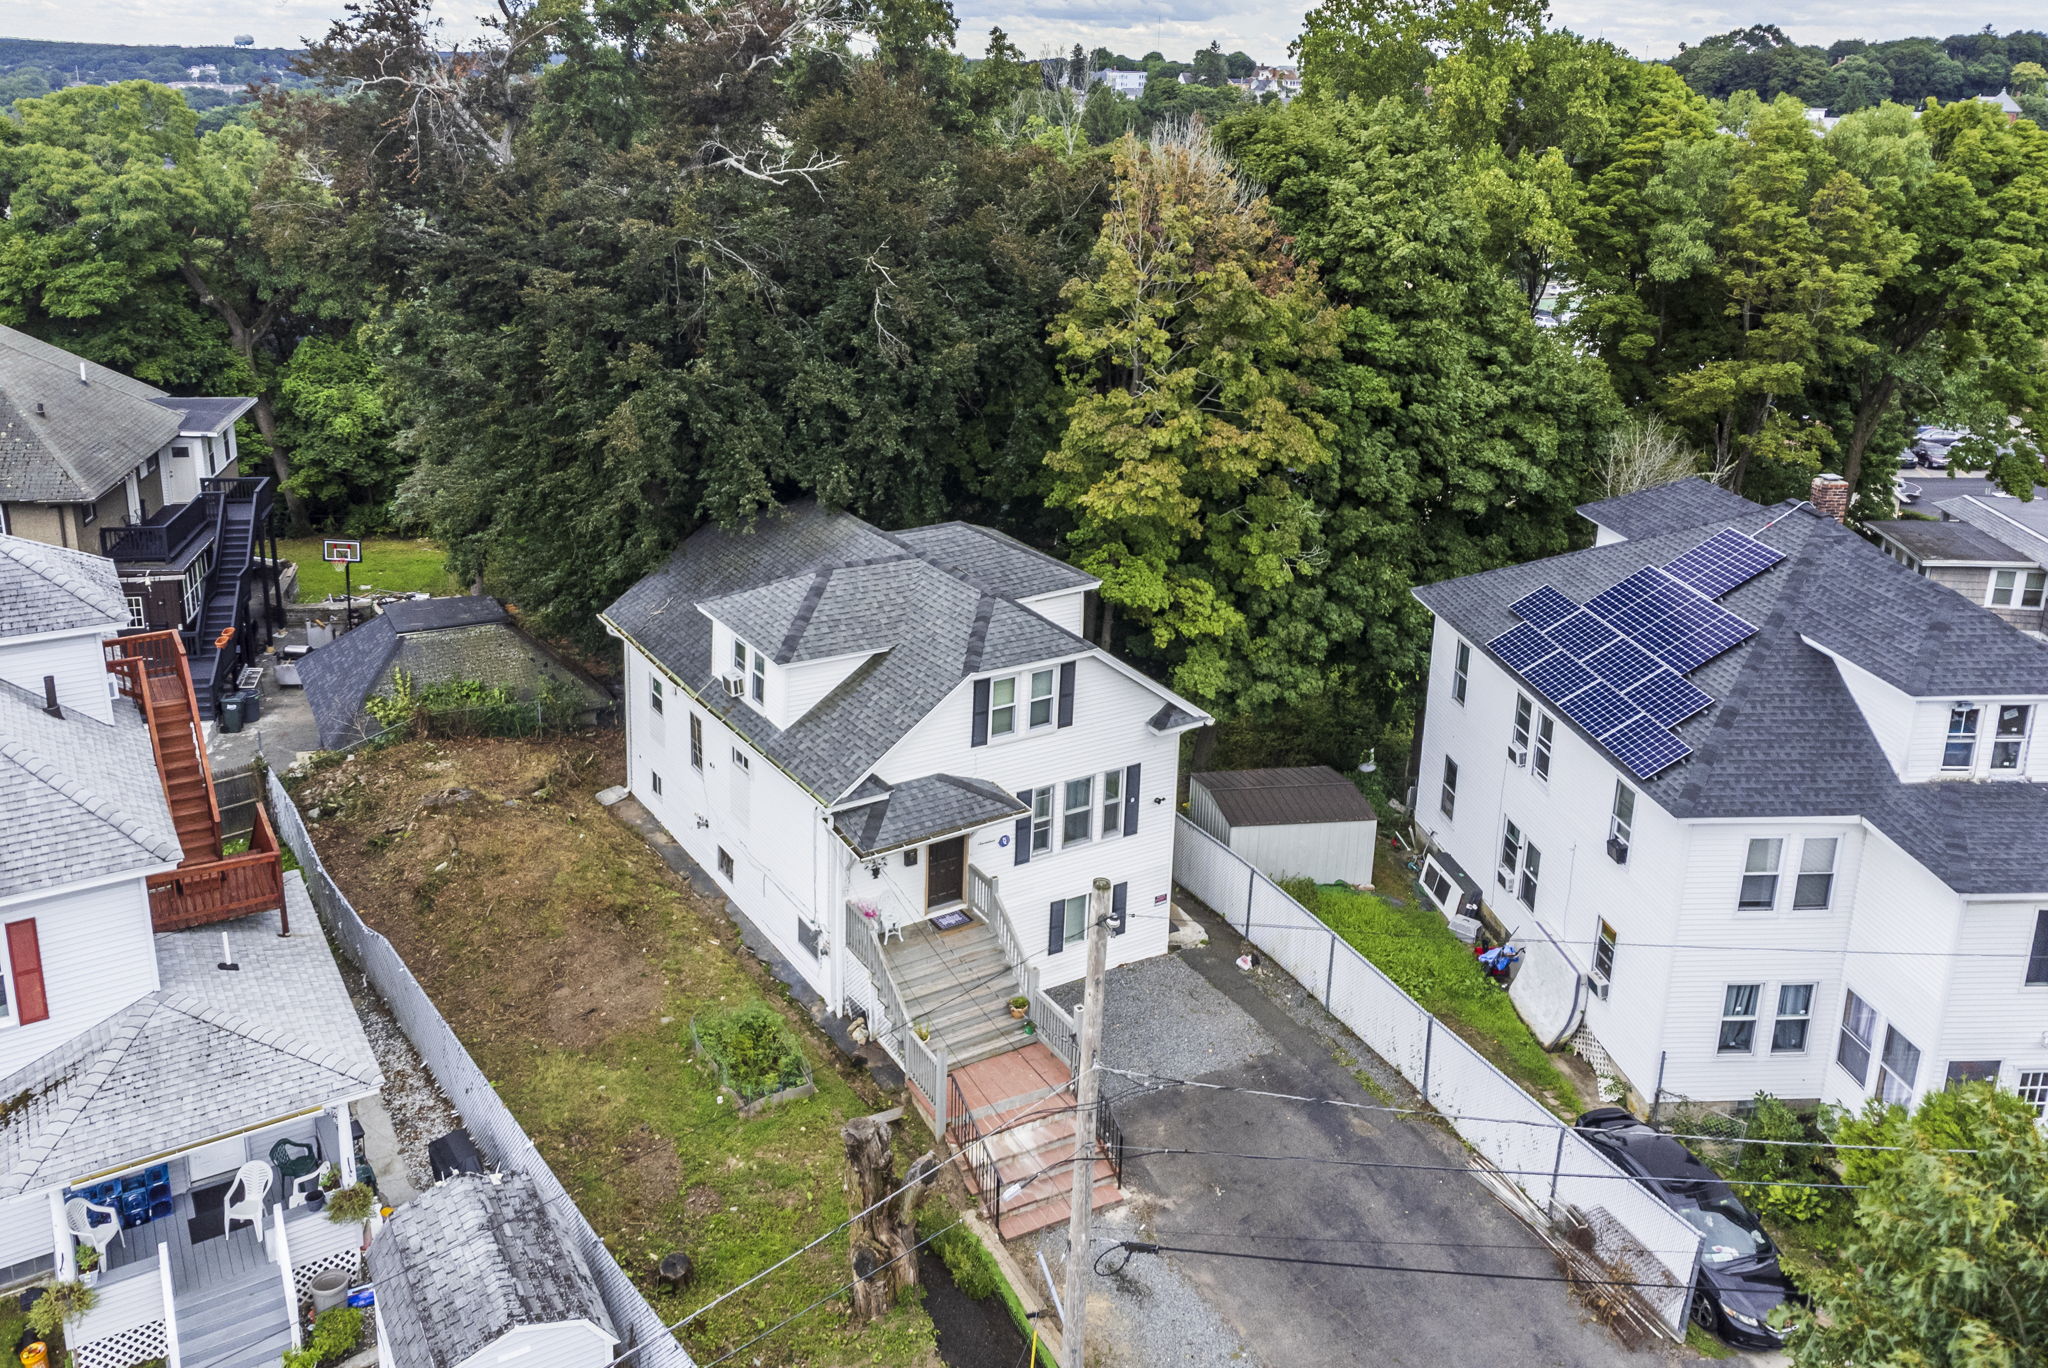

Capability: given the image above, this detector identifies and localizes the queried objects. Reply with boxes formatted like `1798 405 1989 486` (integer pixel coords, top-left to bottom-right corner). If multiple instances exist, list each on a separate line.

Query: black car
1575 1108 1793 1349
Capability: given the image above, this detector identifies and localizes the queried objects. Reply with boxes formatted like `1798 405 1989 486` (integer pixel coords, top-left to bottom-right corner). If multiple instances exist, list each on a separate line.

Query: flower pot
310 1268 351 1313
1009 1005 1028 1019
78 1269 99 1289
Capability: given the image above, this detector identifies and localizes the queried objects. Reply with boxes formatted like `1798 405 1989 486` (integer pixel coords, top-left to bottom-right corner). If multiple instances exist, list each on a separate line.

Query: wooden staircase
886 920 1036 1068
105 632 286 931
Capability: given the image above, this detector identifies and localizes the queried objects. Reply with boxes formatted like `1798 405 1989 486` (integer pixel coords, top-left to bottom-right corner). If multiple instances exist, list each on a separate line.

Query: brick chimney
1810 472 1851 523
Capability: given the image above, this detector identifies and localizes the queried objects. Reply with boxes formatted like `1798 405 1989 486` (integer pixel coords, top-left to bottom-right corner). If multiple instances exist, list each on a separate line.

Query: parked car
1575 1108 1793 1349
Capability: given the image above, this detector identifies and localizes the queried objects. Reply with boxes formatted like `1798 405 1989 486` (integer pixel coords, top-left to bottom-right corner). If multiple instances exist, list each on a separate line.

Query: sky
2 0 2040 66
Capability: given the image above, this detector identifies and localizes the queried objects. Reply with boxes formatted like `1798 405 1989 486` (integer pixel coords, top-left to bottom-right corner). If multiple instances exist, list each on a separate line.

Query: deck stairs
187 477 268 719
886 919 1034 1068
178 1264 293 1368
946 1044 1121 1240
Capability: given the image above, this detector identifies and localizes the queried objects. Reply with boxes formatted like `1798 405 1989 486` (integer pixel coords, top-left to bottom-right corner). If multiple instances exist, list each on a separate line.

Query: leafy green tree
1191 42 1227 87
1830 55 1894 113
1297 0 1545 103
1080 83 1134 144
1793 1085 2048 1367
272 335 402 529
1047 126 1341 709
1224 50 1257 80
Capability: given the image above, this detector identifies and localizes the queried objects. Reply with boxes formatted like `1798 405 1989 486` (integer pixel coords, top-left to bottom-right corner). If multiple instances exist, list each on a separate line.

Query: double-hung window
1877 1027 1922 1105
1991 705 2032 771
1592 921 1617 988
1439 757 1458 821
1793 838 1838 910
1609 783 1635 851
1063 778 1094 844
1059 894 1088 946
650 675 664 714
1718 985 1760 1052
1029 787 1054 854
1510 694 1533 762
1943 706 1980 770
1532 714 1555 782
689 713 704 770
1836 989 1877 1085
1497 817 1538 908
1739 838 1782 910
126 596 146 630
1452 642 1471 705
750 650 765 704
1772 984 1813 1052
1498 819 1524 887
1028 669 1056 728
990 677 1018 737
990 669 1056 739
2025 910 2048 987
1988 568 2047 609
732 640 767 707
1100 770 1123 839
1518 842 1542 909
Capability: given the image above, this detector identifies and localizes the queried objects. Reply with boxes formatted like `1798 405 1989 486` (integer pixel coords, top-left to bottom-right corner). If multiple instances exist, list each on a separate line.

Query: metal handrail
99 495 212 562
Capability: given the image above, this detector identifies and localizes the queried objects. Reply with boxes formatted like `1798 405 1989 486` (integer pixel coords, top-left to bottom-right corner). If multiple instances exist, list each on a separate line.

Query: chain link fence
268 772 695 1368
1174 816 1702 1340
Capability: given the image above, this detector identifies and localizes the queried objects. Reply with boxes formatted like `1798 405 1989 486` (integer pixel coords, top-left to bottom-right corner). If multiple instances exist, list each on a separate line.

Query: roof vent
78 361 88 385
33 402 45 417
41 675 61 718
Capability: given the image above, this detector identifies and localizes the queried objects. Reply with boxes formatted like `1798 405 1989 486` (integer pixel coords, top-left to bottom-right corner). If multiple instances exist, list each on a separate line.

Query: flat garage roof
1191 766 1377 828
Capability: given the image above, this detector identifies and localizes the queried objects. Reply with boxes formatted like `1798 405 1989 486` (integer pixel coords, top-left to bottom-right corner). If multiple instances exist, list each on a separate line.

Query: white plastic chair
225 1161 272 1244
65 1197 120 1263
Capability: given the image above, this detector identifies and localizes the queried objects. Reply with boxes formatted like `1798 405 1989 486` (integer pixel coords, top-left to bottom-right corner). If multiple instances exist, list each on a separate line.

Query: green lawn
1288 880 1585 1115
277 537 464 603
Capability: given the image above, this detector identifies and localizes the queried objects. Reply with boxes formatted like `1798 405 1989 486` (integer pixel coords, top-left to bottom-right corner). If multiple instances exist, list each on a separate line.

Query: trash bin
309 1268 351 1314
218 694 246 733
237 689 262 724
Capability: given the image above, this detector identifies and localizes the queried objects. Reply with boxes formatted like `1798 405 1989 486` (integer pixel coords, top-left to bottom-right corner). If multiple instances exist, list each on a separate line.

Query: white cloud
3 1 2032 67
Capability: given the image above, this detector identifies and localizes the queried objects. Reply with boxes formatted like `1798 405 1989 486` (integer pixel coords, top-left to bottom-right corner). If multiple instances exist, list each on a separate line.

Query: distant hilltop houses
1076 64 1300 102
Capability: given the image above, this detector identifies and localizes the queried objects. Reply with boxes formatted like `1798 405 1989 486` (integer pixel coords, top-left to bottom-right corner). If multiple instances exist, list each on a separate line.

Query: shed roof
1935 495 2048 567
1575 479 1761 542
369 1173 614 1368
1865 519 2030 564
1192 767 1377 828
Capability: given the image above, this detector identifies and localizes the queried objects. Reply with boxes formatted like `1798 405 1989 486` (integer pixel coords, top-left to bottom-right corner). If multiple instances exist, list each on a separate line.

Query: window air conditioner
1508 746 1528 767
1589 976 1611 1001
721 669 746 698
1606 837 1629 865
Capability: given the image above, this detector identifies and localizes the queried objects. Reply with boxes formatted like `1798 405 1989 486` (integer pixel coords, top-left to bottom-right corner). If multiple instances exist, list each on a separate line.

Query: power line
1102 1065 1984 1154
1096 1240 1695 1291
1124 1142 1871 1190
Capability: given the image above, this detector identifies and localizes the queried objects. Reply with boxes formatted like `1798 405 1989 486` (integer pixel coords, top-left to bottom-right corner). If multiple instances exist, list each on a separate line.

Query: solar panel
1584 637 1661 690
1665 530 1785 598
1488 623 1559 672
1626 669 1714 727
1600 579 1697 639
1603 715 1693 778
1526 652 1596 701
1634 600 1755 672
1556 682 1639 739
1585 566 1677 619
1509 585 1579 630
1549 610 1619 660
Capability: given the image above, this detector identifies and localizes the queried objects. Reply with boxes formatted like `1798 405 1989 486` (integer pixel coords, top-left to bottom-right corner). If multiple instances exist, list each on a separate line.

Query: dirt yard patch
293 733 941 1368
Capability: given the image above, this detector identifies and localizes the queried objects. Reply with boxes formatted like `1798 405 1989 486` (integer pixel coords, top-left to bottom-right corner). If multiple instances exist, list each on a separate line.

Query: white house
0 535 381 1368
1410 476 2048 1115
601 502 1209 1085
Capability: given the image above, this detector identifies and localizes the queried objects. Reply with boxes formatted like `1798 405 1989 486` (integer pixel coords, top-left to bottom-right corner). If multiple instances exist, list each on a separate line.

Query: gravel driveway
1050 924 1674 1368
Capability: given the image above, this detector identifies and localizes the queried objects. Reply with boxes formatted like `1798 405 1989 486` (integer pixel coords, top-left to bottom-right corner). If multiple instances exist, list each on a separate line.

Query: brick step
994 1173 1123 1241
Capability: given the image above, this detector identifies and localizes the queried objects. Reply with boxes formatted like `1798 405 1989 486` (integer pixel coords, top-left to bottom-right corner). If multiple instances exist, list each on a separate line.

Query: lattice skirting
73 1319 168 1368
293 1249 364 1310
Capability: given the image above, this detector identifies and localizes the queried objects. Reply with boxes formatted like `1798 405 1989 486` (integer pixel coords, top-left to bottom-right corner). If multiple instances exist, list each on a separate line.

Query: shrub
324 1184 375 1224
281 1306 364 1368
917 1205 1001 1300
26 1281 95 1338
1730 1093 1831 1224
694 1002 808 1101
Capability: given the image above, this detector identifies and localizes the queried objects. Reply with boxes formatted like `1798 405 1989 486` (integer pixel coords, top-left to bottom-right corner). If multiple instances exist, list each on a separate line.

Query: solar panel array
1482 530 1782 778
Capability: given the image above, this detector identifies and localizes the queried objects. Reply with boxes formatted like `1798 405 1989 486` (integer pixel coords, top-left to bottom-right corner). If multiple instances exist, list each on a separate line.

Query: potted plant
319 1165 341 1191
1008 996 1030 1020
74 1243 100 1287
324 1184 375 1226
26 1279 96 1340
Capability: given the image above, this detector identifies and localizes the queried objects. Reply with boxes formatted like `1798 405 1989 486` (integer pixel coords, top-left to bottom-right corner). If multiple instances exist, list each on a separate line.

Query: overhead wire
1122 1142 1873 1189
1095 1239 1697 1290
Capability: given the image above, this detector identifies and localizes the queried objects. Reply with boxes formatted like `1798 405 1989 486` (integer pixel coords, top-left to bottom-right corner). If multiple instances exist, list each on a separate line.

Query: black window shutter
1111 881 1128 936
1014 792 1033 867
1123 763 1141 836
1057 661 1076 728
1048 899 1066 955
2028 910 2048 986
971 678 991 747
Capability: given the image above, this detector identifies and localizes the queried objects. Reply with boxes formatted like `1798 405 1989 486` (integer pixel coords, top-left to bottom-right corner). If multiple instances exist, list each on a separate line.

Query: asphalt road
1090 928 1664 1368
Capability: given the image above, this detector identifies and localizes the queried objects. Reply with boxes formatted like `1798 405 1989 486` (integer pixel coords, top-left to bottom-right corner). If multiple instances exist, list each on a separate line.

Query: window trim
2025 910 2048 987
1591 921 1617 987
1990 704 2032 772
1439 756 1458 821
1498 818 1523 886
1942 705 1981 771
1517 841 1541 910
1738 837 1783 911
730 747 751 773
1717 983 1761 1053
1609 782 1635 848
1452 641 1470 705
1877 1025 1922 1105
1792 837 1838 910
990 668 1058 741
649 675 664 714
716 848 735 879
1987 568 2046 609
1061 893 1088 945
1100 769 1123 840
126 595 147 630
1030 787 1054 854
650 771 663 796
1510 694 1533 763
689 713 704 771
1062 776 1094 846
1532 712 1555 782
1836 988 1877 1086
1027 669 1056 730
1771 983 1814 1053
2018 1069 2048 1117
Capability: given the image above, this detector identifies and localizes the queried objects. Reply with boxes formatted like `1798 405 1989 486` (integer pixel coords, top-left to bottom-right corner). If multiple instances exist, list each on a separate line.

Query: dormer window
1943 706 1980 770
990 668 1056 739
1992 705 2032 770
732 639 766 706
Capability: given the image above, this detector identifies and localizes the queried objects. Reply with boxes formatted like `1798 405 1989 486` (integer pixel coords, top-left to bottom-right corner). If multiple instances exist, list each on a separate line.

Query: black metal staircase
187 476 273 719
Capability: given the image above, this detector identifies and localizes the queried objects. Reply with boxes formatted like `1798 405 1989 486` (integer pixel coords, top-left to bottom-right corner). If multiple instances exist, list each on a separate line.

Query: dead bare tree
841 1113 939 1321
1600 413 1728 498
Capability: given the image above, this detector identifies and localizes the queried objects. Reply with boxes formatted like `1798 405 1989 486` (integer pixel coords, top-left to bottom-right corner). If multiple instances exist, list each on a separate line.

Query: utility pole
1063 876 1111 1368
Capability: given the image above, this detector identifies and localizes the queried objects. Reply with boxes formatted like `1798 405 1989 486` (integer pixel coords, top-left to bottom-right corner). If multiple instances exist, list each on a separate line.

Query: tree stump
842 1114 938 1321
656 1252 692 1290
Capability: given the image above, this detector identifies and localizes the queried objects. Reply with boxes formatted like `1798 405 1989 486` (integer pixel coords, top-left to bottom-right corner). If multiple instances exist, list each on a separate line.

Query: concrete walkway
1055 911 1678 1368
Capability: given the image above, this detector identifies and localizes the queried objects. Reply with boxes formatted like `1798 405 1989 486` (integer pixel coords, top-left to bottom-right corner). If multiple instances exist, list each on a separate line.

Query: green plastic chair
269 1137 321 1183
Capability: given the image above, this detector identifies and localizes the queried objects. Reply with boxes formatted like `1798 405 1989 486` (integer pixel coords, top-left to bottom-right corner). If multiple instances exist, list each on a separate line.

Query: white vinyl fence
269 774 697 1368
1175 817 1702 1338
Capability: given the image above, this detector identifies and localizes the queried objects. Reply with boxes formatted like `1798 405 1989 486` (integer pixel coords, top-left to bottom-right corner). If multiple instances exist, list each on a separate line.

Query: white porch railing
842 899 950 1136
966 864 1079 1069
274 1204 302 1350
287 1211 368 1313
70 1249 169 1368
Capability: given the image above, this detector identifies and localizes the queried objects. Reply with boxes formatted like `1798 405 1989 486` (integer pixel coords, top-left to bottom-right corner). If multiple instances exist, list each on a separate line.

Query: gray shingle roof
1935 496 2048 568
0 534 128 637
0 679 181 901
369 1173 613 1368
832 774 1029 856
1575 478 1763 541
0 880 381 1194
297 602 608 748
891 522 1098 599
1865 519 2030 564
148 395 255 435
1192 767 1378 827
603 502 1097 802
0 326 181 502
1415 505 2048 894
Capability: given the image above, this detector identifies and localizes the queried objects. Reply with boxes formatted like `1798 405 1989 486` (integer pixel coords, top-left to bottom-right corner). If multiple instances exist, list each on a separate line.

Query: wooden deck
102 1181 284 1295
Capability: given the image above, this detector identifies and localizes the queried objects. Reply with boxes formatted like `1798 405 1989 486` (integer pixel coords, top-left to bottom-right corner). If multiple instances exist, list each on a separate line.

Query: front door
926 836 965 909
